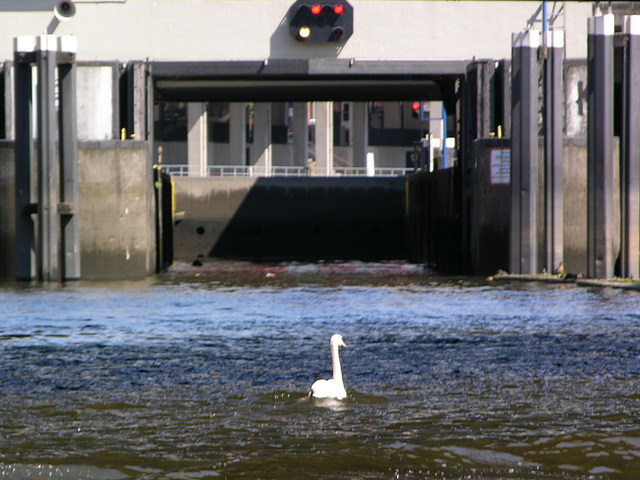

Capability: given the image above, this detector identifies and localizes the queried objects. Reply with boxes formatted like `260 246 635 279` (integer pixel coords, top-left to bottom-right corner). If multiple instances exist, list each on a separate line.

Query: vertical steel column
543 30 565 273
13 35 79 281
621 16 640 279
510 30 540 274
58 36 80 280
587 15 615 279
127 62 147 140
36 35 59 281
13 37 36 280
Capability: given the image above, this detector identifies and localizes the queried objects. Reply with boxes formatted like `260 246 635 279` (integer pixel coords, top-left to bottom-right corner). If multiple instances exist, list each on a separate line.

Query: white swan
310 334 347 400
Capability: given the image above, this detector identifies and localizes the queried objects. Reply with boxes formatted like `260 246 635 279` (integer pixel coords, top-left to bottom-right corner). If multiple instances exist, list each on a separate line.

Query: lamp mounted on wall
47 1 76 34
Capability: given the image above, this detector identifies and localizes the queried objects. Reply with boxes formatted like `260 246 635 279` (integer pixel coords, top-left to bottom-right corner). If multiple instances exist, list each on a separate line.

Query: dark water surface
1 264 639 479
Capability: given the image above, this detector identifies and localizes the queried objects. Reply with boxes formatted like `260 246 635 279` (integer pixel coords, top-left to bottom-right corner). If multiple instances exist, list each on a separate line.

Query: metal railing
158 164 414 178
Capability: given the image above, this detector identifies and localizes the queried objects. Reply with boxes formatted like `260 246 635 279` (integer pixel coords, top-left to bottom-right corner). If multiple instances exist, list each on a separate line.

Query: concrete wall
172 176 406 263
0 1 592 63
77 64 119 141
78 141 154 279
1 62 120 142
0 140 154 280
468 139 511 276
467 137 619 277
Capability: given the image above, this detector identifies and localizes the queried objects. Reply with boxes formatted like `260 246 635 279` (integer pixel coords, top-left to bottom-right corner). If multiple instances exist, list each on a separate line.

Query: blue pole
542 2 548 33
442 103 448 168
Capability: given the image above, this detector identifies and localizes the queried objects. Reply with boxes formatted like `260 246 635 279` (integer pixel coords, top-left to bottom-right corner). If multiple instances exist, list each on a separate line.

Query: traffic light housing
411 101 421 119
289 1 354 42
411 101 429 121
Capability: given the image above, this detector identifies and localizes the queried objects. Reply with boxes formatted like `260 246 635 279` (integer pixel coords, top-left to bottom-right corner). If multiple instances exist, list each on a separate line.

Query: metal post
13 34 80 282
127 62 146 140
13 37 36 280
497 59 511 138
543 30 564 274
36 35 59 281
58 36 80 280
476 60 495 139
510 30 540 274
442 103 448 168
621 16 640 279
587 14 615 279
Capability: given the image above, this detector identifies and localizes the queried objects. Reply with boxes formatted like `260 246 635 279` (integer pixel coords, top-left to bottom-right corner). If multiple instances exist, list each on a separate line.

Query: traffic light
411 101 421 119
288 1 353 42
411 101 428 121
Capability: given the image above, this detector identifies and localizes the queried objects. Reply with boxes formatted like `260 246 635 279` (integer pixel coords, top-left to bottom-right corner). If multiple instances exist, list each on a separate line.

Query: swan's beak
341 341 347 348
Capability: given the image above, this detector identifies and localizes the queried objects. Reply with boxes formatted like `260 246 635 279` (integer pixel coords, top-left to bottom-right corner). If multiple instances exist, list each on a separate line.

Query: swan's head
330 334 347 348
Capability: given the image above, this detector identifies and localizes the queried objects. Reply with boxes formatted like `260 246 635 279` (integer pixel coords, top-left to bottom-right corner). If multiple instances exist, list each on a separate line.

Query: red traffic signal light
289 1 353 43
411 101 421 118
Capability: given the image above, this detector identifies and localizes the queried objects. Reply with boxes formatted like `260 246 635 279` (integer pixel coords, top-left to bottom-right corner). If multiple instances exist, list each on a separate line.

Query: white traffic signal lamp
288 1 354 42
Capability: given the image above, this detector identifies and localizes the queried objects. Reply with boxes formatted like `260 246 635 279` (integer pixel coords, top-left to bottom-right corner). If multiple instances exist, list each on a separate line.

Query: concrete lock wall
467 138 619 277
79 141 154 279
172 176 406 263
0 141 154 280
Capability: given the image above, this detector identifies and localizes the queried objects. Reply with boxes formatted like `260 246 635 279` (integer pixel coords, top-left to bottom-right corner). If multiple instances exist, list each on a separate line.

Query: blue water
0 266 639 479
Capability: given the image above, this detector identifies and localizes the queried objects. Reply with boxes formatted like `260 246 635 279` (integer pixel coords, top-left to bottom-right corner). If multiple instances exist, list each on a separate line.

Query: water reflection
0 264 639 479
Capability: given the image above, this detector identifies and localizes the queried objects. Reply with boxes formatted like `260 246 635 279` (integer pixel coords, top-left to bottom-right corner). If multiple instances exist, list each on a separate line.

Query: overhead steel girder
150 59 468 103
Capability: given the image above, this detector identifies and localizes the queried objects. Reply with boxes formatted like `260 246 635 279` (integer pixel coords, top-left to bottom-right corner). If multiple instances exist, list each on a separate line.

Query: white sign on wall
490 148 511 185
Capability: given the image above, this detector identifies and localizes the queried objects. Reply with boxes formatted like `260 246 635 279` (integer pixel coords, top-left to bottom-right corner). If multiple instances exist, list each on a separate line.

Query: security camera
54 1 76 21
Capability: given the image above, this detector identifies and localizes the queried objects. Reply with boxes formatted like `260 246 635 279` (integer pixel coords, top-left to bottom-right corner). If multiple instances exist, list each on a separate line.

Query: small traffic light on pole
411 101 429 121
411 101 422 119
289 1 353 42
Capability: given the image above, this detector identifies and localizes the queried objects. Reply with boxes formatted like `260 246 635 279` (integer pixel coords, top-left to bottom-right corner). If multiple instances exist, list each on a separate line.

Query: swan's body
310 334 347 400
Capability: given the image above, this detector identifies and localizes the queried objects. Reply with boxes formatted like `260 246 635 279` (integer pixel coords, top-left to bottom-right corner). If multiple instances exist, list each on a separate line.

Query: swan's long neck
331 342 343 384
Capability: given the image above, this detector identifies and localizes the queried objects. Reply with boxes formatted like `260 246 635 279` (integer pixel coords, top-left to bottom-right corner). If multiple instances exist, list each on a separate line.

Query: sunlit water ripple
0 269 639 479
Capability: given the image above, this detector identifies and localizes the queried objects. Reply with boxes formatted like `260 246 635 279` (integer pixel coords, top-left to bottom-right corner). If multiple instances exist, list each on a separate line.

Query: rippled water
0 264 639 479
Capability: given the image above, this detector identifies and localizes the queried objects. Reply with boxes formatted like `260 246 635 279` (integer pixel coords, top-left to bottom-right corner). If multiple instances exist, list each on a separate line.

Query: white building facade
0 1 593 175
